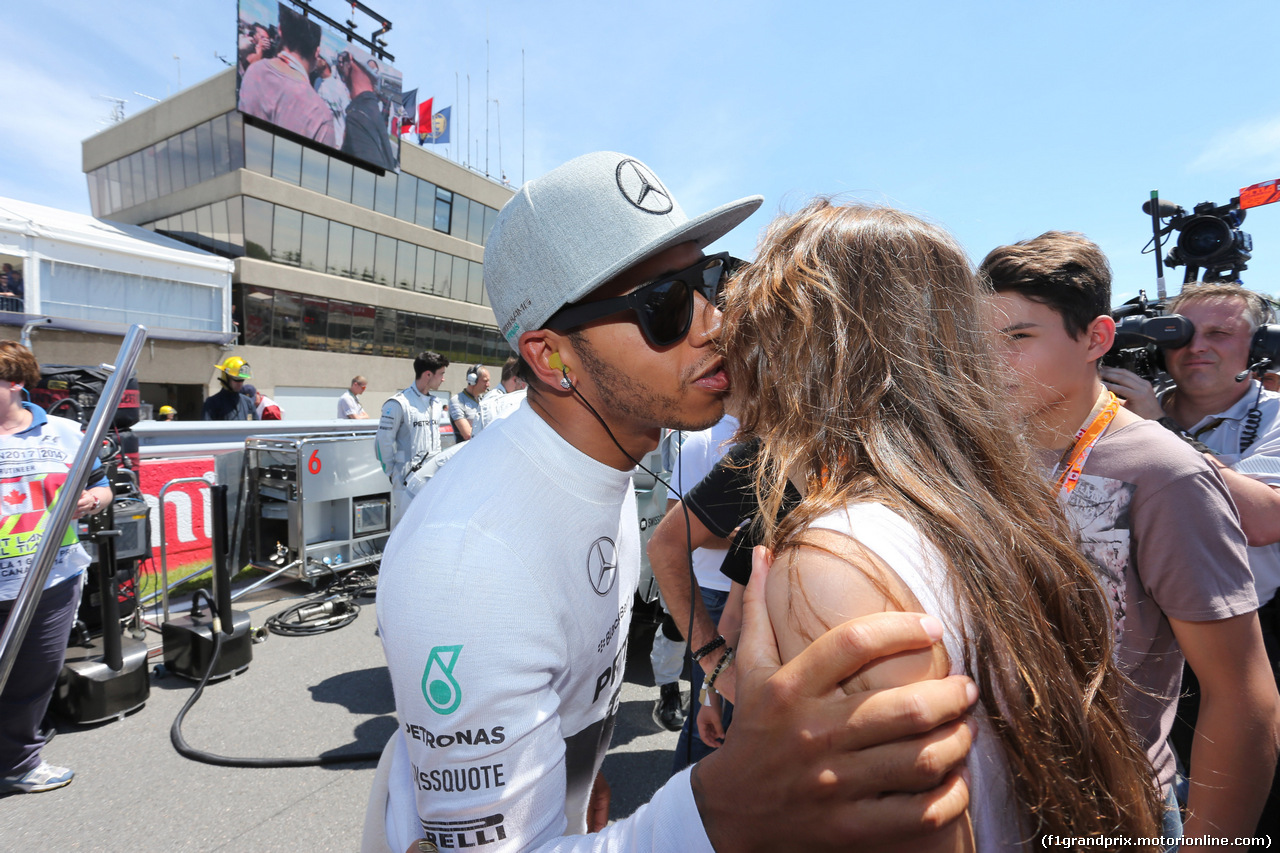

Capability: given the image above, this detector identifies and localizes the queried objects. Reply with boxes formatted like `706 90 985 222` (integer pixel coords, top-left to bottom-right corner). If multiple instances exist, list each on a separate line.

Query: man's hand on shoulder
691 547 976 852
1099 366 1165 420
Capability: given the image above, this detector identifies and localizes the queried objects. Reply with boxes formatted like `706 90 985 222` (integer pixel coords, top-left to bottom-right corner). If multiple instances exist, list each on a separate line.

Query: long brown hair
721 199 1161 843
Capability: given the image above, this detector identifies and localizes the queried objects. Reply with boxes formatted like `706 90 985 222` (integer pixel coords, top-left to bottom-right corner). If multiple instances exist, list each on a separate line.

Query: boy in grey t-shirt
981 231 1278 839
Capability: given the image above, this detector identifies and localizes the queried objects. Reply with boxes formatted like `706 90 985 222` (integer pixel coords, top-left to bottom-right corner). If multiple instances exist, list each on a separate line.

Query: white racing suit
375 384 443 528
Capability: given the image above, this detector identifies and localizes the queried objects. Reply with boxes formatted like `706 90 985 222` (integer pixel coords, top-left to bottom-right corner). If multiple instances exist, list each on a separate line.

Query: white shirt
376 405 712 853
338 389 365 419
449 389 483 436
476 387 527 433
1177 380 1280 604
665 416 738 593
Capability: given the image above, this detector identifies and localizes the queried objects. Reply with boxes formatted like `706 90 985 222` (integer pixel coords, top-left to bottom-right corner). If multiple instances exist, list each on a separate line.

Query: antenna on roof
94 95 127 125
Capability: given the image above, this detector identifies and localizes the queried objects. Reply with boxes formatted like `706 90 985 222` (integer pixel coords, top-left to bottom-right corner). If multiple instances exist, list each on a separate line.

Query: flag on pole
416 97 434 140
399 88 418 134
421 106 451 144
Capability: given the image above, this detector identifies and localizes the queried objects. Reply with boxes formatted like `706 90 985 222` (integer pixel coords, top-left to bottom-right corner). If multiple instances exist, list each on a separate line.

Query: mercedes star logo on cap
587 537 619 596
615 159 674 215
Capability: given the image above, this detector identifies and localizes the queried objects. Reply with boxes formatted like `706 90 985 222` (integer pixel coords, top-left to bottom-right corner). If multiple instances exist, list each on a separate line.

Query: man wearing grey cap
368 152 975 853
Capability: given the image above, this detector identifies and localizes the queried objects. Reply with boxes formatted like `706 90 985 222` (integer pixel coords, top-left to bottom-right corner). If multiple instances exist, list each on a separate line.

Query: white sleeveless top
809 502 1027 851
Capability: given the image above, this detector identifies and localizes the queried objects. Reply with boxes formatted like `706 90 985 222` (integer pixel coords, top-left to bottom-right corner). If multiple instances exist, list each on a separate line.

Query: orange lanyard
1054 391 1120 495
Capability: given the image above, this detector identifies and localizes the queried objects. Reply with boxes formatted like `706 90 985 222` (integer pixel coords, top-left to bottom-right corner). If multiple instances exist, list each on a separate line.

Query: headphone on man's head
466 364 482 386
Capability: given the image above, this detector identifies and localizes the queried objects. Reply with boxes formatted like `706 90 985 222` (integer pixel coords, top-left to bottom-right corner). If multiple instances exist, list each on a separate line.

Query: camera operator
1101 281 1280 833
981 236 1279 840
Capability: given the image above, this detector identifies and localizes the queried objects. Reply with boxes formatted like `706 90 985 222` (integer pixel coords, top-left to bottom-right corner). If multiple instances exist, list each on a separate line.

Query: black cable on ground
169 577 384 768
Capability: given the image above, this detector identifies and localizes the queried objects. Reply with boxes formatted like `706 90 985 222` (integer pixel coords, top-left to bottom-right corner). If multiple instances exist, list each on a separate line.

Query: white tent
0 197 235 343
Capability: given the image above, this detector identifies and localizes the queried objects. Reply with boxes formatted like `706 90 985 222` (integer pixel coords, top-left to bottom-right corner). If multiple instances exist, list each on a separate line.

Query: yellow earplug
548 352 564 372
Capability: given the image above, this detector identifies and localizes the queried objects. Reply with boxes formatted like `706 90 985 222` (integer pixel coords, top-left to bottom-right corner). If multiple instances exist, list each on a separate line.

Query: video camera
1143 196 1253 284
1102 291 1193 383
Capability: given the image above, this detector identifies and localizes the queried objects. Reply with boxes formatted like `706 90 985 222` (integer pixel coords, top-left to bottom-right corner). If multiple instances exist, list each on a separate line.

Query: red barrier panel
137 457 216 575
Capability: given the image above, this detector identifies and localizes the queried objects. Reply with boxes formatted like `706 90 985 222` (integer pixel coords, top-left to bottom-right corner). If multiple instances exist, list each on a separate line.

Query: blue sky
4 1 1279 304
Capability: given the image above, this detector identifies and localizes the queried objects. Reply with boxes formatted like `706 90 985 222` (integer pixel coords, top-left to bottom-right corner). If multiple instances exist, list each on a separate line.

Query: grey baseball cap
483 151 763 351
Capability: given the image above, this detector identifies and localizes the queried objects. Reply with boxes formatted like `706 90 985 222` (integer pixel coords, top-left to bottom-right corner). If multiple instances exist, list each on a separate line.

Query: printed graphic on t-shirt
422 644 463 715
1062 472 1133 651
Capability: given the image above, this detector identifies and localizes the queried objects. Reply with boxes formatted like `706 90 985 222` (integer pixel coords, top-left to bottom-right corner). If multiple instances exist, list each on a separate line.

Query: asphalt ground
0 579 684 852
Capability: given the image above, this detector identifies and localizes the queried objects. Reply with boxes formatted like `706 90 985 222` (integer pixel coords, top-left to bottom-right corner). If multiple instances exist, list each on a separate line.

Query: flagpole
466 74 471 169
485 29 490 178
455 72 460 163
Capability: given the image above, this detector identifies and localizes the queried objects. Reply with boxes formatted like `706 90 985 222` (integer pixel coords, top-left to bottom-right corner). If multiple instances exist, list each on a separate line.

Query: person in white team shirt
365 152 977 853
338 376 369 419
474 357 527 435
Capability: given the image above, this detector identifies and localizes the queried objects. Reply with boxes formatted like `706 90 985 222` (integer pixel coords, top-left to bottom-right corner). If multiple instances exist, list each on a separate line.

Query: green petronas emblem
422 645 463 715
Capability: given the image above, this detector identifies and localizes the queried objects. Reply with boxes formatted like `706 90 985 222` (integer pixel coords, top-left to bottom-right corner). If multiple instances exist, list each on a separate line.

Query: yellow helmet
214 356 252 381
158 405 177 416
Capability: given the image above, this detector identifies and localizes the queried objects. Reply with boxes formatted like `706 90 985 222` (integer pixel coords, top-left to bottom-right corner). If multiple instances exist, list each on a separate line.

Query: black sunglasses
545 252 744 347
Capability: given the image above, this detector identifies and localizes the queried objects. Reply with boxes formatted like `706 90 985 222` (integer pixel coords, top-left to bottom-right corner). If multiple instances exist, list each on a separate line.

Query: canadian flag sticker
1 479 45 516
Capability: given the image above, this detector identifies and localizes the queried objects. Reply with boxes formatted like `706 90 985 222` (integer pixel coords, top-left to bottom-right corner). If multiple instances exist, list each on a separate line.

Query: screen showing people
236 0 403 172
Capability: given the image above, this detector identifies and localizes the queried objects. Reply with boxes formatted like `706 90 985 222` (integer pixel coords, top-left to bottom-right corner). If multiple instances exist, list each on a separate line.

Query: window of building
351 303 375 354
244 123 273 175
374 170 397 216
351 228 376 282
244 286 274 345
41 260 222 333
272 205 302 266
227 196 245 255
327 299 353 353
212 114 233 176
450 195 469 240
416 179 436 225
196 121 215 183
450 255 468 303
395 241 416 290
396 309 416 359
327 221 353 277
434 250 452 299
414 314 438 354
273 289 303 349
128 151 146 206
396 174 418 222
467 260 484 305
303 296 329 349
351 165 376 208
434 186 452 233
300 213 328 272
181 128 200 188
327 158 353 204
141 146 159 202
106 161 121 212
468 201 486 246
415 246 436 295
119 157 135 210
300 145 328 194
243 196 273 261
155 140 172 198
210 200 230 254
195 205 213 250
228 112 245 171
374 234 396 286
167 133 187 193
483 205 498 246
272 136 302 185
374 306 397 356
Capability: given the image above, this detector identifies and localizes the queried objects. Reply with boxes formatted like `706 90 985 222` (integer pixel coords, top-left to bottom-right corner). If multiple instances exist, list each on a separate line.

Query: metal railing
0 324 148 693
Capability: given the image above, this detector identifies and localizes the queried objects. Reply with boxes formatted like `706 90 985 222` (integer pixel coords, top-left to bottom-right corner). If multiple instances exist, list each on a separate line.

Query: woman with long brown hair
720 199 1162 850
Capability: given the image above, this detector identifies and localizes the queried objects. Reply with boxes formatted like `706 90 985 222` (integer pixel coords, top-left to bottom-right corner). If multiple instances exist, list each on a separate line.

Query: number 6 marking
308 450 321 474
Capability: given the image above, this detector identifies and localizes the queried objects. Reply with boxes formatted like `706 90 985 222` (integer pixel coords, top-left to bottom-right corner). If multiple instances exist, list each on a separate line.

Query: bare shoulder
766 526 948 693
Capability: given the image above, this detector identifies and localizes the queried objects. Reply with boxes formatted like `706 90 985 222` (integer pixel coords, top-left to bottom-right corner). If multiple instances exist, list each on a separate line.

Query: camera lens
1178 216 1232 261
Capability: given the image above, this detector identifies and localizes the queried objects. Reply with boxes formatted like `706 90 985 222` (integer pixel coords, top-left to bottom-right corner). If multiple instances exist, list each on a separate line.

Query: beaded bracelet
691 634 726 663
705 647 736 695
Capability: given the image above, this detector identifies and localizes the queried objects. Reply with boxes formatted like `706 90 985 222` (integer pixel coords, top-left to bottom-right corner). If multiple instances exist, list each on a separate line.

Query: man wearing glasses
367 152 976 853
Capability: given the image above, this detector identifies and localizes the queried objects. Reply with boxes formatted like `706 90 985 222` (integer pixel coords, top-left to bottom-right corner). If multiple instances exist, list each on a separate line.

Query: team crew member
367 152 977 853
201 357 256 421
448 365 489 441
982 235 1279 840
339 376 369 419
376 351 448 528
0 341 112 795
474 357 527 434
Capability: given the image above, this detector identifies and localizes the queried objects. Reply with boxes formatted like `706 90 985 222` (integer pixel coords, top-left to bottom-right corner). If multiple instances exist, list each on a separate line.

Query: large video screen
237 0 404 172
